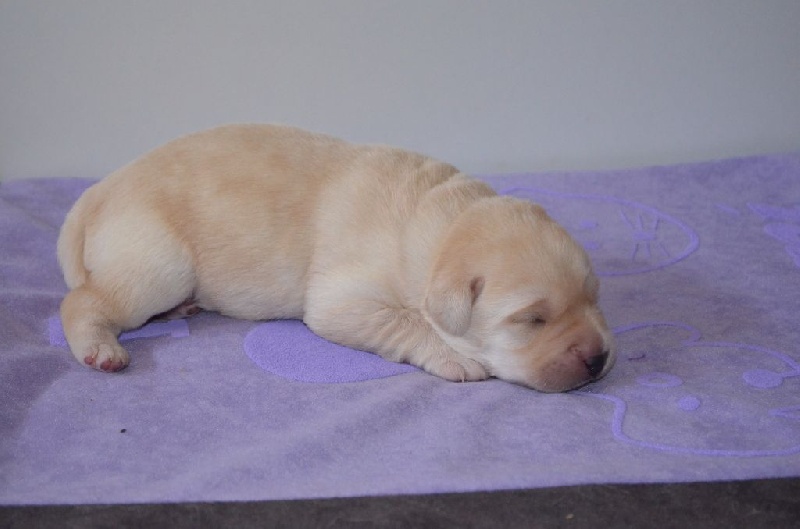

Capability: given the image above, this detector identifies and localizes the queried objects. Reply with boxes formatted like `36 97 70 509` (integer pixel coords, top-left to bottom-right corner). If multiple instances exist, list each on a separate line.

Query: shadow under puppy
57 124 614 392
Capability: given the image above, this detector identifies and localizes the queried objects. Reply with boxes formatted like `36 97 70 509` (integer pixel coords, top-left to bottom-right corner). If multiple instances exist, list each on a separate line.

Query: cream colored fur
57 124 614 391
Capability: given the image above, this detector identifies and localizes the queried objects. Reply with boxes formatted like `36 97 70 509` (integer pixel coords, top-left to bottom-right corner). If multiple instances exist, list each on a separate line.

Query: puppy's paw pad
84 343 130 373
153 300 202 321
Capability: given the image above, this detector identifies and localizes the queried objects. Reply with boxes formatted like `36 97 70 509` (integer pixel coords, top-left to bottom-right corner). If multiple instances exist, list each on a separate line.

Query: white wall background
1 1 799 181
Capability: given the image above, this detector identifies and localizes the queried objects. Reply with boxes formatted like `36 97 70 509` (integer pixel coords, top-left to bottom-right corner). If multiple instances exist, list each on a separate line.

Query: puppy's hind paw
82 343 130 373
424 353 489 383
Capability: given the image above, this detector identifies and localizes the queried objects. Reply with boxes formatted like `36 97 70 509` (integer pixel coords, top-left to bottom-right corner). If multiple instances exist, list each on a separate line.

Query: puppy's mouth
520 348 615 393
478 330 616 392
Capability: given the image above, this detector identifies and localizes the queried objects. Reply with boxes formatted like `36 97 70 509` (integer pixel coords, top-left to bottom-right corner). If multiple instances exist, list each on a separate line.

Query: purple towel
1 155 799 505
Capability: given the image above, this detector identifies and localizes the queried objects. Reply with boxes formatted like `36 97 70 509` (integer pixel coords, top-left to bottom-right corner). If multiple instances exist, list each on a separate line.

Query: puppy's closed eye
510 314 546 327
507 302 549 327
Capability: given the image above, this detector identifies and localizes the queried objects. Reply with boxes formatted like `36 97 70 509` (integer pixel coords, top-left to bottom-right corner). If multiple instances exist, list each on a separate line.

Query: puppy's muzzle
571 330 612 380
584 352 609 378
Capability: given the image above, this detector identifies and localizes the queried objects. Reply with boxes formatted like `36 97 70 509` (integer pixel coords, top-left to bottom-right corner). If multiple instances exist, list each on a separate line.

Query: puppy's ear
425 265 485 336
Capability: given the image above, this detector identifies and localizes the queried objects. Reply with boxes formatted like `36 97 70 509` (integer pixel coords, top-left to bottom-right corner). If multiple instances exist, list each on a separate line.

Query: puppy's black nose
585 354 607 378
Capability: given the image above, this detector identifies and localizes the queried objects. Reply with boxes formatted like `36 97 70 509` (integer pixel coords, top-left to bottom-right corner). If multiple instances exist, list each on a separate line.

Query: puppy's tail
57 190 92 289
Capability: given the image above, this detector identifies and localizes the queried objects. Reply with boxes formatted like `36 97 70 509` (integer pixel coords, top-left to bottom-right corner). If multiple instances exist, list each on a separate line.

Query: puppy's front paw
424 351 488 383
82 342 130 373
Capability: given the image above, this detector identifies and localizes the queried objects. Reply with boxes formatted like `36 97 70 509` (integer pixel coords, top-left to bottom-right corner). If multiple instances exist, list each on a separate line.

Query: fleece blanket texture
1 154 799 505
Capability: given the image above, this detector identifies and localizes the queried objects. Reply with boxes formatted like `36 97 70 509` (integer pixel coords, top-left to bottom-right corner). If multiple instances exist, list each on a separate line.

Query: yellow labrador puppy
58 124 614 392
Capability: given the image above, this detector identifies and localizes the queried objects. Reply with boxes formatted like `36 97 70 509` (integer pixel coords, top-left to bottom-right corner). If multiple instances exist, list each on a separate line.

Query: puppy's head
424 197 614 392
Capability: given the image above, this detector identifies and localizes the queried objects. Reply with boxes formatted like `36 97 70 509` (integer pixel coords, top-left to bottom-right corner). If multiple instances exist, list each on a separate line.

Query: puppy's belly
183 222 314 321
193 268 307 321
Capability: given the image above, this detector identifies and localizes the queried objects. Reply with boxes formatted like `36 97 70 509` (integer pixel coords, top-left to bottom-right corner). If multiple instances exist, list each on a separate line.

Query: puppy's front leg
305 302 488 382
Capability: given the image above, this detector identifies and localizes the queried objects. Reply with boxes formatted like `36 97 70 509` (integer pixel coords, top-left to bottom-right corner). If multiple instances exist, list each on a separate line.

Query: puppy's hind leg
61 235 195 372
150 299 203 322
61 284 132 372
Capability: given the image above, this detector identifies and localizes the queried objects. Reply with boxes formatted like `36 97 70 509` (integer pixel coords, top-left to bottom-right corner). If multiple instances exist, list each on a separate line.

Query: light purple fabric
243 319 419 383
2 154 800 505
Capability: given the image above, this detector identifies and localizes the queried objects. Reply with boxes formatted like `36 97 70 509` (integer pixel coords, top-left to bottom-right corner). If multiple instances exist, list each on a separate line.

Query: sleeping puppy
57 124 614 392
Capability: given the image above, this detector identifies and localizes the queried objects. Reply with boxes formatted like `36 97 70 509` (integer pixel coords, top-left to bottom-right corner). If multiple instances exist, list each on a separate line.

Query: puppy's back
57 124 353 282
